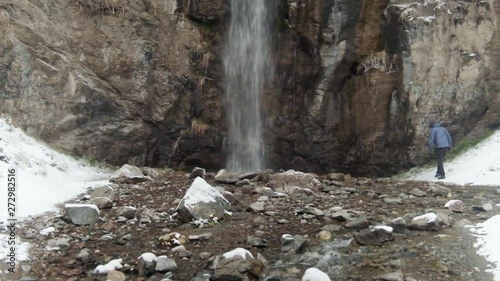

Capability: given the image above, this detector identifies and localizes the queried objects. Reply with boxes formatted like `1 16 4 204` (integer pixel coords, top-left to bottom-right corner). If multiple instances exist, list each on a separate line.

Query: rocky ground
3 166 500 281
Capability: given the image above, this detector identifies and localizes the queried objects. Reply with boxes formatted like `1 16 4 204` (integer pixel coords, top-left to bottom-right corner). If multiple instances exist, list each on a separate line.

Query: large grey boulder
175 177 231 223
110 164 151 184
65 204 100 225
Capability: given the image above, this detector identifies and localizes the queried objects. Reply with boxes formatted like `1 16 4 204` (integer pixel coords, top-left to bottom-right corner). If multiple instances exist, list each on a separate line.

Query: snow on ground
407 130 500 186
406 130 500 280
0 117 110 262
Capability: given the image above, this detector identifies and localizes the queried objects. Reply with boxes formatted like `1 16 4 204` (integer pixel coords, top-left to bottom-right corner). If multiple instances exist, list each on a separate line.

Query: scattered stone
247 235 267 248
409 189 427 197
138 252 157 276
327 173 345 181
281 234 307 253
155 255 178 272
199 252 212 259
269 170 322 191
76 248 90 261
89 184 116 201
249 201 266 213
116 206 137 220
389 217 407 234
428 185 451 197
175 177 231 223
375 270 404 281
278 219 290 224
483 203 494 211
345 215 370 229
110 164 151 183
445 200 465 213
91 197 113 209
321 224 342 232
354 226 393 246
235 179 251 186
47 238 70 249
408 213 442 231
106 270 126 281
190 167 206 179
94 259 123 274
331 210 355 221
384 197 403 204
214 248 264 281
215 171 259 184
317 230 332 241
65 204 100 225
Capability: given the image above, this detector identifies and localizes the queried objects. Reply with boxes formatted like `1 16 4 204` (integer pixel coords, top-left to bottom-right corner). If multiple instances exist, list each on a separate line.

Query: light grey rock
138 253 157 276
110 164 150 183
376 270 404 281
116 206 137 220
91 197 113 209
445 200 465 213
389 217 407 234
155 255 178 272
408 213 442 231
354 226 393 246
247 235 267 248
409 188 427 197
175 177 231 223
89 185 116 201
106 270 126 281
345 215 369 229
47 238 70 249
249 201 266 213
65 204 100 225
76 248 90 261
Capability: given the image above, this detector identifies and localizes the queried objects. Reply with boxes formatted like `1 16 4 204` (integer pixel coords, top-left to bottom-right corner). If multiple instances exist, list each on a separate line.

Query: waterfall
224 0 273 172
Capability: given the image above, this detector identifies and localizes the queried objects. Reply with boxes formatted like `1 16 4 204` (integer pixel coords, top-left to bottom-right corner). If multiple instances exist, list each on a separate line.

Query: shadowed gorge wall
0 0 499 176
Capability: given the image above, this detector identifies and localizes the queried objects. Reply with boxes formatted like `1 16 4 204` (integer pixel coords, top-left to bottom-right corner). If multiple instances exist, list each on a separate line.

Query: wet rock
445 200 465 213
408 213 442 231
65 204 100 225
155 255 177 272
354 226 394 246
175 177 231 223
110 164 151 183
116 206 137 220
138 252 157 276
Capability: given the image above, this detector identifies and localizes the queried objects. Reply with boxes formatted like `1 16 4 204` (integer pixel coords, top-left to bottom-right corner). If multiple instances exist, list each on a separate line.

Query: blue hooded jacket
428 122 452 150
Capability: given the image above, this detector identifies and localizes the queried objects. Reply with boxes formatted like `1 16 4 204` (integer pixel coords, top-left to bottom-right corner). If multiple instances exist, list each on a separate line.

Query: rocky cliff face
0 0 499 175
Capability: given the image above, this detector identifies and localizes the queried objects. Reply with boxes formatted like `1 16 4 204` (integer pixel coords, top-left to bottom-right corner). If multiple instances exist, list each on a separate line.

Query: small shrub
190 119 209 138
361 51 399 73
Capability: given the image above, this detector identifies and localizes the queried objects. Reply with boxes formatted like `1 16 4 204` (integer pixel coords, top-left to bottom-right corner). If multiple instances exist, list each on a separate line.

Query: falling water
224 0 273 172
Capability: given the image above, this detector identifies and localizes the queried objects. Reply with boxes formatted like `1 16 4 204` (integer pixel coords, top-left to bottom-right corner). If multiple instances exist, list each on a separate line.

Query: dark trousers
435 147 448 176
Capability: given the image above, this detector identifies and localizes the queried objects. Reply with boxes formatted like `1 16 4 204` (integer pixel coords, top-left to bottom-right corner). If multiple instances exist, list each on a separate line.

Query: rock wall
0 0 499 175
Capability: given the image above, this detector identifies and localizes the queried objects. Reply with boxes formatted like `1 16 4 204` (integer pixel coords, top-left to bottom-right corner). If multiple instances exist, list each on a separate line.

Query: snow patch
139 252 157 262
65 204 100 214
182 177 229 208
373 225 393 233
413 213 438 222
470 215 500 281
93 258 123 274
222 248 254 260
445 200 460 208
302 267 332 281
39 227 55 236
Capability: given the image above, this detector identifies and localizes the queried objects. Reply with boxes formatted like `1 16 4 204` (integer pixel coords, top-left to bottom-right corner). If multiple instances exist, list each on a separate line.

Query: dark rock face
0 0 499 175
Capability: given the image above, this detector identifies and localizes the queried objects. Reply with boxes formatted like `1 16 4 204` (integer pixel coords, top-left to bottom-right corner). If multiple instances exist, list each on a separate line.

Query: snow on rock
175 177 231 223
222 248 254 260
445 199 465 213
138 252 157 276
302 267 332 281
94 258 123 274
110 164 151 183
65 204 100 225
408 213 442 231
269 169 322 192
373 225 394 233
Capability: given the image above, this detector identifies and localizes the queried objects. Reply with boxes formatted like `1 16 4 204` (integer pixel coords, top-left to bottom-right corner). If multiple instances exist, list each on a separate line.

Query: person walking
428 121 452 179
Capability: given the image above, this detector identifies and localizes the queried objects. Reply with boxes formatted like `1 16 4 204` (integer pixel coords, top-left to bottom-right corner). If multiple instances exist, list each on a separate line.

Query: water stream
224 0 273 172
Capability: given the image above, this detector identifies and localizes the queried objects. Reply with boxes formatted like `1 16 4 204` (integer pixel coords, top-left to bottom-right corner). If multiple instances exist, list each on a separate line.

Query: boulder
213 248 264 281
175 177 231 223
65 204 100 225
110 164 150 184
408 213 442 231
354 226 394 246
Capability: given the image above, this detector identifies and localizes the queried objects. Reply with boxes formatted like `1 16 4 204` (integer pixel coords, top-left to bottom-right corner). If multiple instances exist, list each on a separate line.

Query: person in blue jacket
428 121 452 179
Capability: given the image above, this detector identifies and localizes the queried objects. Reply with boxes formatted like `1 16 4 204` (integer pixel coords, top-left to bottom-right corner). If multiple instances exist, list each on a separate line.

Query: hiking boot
434 174 440 178
437 175 445 180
